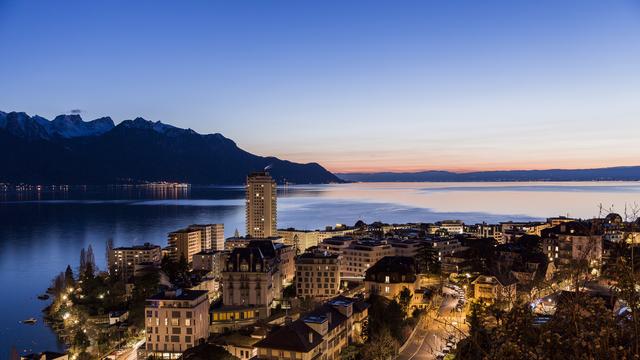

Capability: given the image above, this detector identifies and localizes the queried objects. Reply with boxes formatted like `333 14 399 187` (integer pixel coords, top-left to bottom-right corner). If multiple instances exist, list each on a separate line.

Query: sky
1 0 640 173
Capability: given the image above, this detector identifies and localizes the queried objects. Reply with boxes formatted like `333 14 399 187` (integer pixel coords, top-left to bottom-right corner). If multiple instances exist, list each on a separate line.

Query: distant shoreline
337 165 640 183
2 179 640 192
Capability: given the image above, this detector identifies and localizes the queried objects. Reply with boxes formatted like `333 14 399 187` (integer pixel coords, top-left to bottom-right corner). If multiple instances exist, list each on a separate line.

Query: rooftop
147 288 208 301
254 319 323 353
113 242 160 251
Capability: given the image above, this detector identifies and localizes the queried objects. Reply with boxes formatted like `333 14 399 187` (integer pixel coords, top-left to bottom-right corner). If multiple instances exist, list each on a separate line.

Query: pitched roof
254 319 323 353
364 256 417 282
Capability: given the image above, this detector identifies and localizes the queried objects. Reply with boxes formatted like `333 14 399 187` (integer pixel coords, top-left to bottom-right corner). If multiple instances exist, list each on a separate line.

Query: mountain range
0 111 341 185
338 167 640 182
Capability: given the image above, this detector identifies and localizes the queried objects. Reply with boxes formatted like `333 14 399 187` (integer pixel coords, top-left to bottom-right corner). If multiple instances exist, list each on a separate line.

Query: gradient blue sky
1 0 640 172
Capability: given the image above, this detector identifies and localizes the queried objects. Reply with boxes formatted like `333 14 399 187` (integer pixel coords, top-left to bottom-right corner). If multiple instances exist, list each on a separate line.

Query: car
443 346 451 353
436 354 445 360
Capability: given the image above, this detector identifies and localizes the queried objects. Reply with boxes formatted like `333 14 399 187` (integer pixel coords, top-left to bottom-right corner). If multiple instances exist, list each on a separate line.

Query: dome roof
605 213 623 224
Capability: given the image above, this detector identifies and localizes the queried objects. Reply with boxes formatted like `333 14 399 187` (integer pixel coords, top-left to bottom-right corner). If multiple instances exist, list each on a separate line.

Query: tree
65 265 75 288
79 248 86 275
106 238 114 273
415 242 440 275
456 302 489 360
397 287 413 315
361 327 398 360
73 330 90 351
86 244 96 273
340 344 362 360
178 343 235 360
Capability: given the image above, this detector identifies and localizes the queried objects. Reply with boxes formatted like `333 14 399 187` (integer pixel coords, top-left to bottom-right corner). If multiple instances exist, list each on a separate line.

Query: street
397 290 468 360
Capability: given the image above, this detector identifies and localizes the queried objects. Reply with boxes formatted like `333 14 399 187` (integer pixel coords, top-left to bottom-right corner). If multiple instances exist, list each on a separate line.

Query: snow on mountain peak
0 111 115 139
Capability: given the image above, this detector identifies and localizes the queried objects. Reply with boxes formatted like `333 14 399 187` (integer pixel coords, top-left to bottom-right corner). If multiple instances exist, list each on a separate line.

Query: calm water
2 181 640 355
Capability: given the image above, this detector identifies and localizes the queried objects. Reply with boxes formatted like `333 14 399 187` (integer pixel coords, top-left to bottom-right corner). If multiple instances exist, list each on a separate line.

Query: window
185 318 191 326
384 275 390 283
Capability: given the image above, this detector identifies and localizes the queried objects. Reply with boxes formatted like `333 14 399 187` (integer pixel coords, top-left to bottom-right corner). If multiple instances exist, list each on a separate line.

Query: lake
2 181 640 354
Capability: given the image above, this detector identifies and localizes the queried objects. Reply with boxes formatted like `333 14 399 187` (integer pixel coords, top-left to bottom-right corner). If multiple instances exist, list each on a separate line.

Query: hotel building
246 172 277 238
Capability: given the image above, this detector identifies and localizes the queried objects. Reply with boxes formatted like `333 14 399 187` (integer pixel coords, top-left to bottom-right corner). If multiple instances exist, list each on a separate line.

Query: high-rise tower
246 171 277 238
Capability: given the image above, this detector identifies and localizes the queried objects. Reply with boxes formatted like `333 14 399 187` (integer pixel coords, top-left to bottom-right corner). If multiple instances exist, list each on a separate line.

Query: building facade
246 172 277 238
143 289 209 359
108 243 162 279
168 224 225 263
192 250 226 278
341 240 394 279
472 275 517 304
254 296 369 360
221 246 279 318
364 256 418 301
296 251 341 299
189 223 225 251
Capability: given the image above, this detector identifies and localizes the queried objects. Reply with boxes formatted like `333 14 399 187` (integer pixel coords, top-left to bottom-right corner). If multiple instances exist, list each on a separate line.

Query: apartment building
542 221 603 270
167 228 201 264
364 256 418 301
318 236 356 255
279 226 357 253
246 171 277 238
429 220 464 235
472 275 517 304
425 237 462 261
388 239 422 257
190 223 225 251
341 240 394 279
296 251 341 299
167 224 225 263
192 250 225 278
143 289 209 359
468 223 504 243
254 296 369 360
543 234 603 268
108 243 161 279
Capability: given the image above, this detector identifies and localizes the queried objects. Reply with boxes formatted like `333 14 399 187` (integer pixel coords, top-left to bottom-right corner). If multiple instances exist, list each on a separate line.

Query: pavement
397 288 468 360
103 338 145 360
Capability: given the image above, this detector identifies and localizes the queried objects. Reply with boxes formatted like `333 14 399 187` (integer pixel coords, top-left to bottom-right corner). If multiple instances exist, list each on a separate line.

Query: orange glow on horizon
327 160 640 174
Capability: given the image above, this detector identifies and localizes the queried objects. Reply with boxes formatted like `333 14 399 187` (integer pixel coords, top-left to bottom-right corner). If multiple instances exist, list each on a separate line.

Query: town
29 172 640 360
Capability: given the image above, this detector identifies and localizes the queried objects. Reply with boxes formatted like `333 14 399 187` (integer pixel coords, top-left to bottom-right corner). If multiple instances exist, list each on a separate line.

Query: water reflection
1 181 640 352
